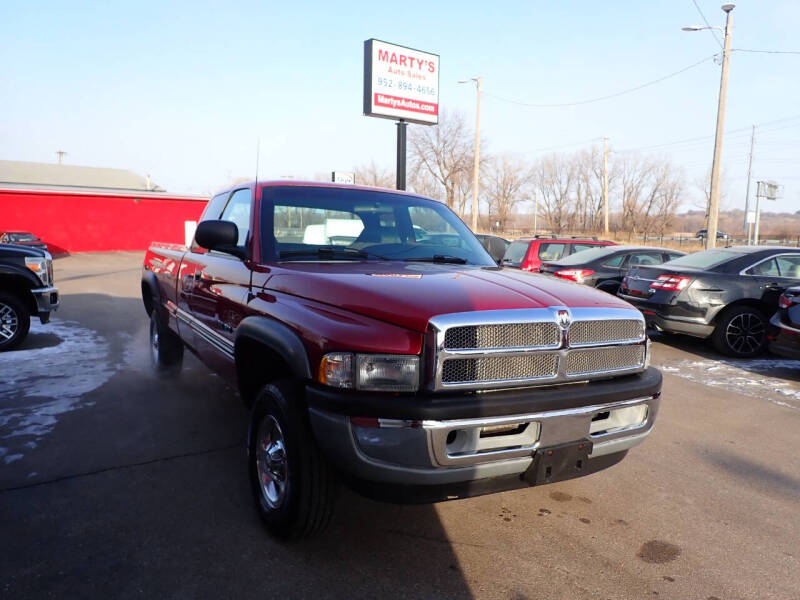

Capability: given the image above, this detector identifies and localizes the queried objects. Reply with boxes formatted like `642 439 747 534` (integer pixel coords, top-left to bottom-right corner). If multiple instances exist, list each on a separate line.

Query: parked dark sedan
768 286 800 359
475 234 510 263
618 246 800 357
540 245 685 294
0 231 47 251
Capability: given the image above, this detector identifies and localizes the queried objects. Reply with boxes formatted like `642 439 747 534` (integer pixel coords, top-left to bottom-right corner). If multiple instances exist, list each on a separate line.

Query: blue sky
2 0 798 213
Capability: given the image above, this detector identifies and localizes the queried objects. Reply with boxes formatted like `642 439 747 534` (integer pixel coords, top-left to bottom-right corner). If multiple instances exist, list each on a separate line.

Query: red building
0 161 208 254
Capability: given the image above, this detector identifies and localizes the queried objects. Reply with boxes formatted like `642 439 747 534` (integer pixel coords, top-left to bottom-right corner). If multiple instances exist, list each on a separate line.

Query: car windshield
262 186 495 266
553 246 617 265
663 249 746 270
8 233 36 241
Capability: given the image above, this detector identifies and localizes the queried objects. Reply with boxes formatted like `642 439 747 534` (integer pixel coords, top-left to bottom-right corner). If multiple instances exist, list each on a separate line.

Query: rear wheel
248 380 338 539
712 306 767 357
149 311 183 375
0 292 30 352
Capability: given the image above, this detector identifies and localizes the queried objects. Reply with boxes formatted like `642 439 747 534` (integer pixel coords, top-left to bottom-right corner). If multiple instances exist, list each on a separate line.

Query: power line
691 0 723 47
733 48 800 55
618 114 800 153
525 137 603 155
483 54 717 108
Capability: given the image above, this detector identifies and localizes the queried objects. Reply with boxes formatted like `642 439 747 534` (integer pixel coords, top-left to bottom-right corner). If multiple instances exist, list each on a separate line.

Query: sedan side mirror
195 220 247 260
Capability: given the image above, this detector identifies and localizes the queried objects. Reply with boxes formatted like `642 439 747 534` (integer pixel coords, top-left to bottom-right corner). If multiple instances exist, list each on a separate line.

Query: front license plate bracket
524 439 593 486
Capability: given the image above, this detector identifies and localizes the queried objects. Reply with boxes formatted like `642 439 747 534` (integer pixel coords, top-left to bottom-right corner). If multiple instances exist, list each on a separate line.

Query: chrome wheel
725 312 765 355
150 318 160 363
256 415 288 510
0 302 19 342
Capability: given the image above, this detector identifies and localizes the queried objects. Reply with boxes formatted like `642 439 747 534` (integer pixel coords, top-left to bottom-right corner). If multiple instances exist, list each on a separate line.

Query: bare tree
532 154 576 233
483 155 531 231
354 161 394 189
409 110 475 214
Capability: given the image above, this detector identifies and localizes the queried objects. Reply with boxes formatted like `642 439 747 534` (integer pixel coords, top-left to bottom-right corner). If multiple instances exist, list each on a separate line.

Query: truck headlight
319 353 419 392
25 257 50 286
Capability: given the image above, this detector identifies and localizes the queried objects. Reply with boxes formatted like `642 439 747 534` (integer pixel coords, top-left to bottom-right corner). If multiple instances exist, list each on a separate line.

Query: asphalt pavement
1 252 799 600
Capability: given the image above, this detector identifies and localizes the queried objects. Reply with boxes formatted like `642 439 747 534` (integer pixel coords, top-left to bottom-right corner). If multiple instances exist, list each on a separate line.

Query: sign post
363 39 439 191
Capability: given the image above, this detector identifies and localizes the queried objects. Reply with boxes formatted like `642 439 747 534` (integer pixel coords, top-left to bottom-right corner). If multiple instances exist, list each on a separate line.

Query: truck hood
264 262 634 332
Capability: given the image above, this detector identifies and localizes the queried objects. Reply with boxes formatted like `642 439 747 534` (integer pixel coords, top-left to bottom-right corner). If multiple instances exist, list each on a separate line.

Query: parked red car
502 236 616 272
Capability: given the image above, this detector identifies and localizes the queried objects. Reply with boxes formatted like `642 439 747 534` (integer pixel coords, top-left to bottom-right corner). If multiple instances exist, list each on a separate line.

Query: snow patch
0 319 118 459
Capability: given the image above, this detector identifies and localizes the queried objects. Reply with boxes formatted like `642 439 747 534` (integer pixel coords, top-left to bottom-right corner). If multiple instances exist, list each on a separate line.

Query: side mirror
195 220 246 259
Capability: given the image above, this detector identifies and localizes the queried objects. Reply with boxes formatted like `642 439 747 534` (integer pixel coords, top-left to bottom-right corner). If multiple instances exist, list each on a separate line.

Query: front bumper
306 369 662 501
618 293 714 338
31 286 59 322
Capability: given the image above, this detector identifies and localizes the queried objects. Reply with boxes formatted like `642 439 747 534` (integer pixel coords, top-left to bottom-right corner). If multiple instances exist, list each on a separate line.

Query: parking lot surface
2 252 799 599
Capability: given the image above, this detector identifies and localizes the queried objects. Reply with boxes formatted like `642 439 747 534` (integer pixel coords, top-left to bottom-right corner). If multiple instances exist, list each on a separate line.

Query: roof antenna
254 139 260 188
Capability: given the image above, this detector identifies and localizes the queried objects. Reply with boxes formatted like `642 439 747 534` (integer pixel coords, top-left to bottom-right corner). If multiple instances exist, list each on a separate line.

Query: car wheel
149 310 183 375
0 292 31 352
249 380 338 539
712 306 767 357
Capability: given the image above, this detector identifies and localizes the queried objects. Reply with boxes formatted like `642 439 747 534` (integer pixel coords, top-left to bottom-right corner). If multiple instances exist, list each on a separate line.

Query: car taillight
779 292 799 309
650 275 691 291
555 269 594 283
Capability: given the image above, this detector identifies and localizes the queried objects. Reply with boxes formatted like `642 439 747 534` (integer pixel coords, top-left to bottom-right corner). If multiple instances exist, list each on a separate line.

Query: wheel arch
0 273 37 315
141 271 159 318
234 317 312 407
710 298 771 326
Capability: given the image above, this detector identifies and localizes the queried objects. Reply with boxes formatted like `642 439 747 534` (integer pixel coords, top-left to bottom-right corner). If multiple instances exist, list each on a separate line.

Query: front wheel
248 380 338 539
149 311 183 376
0 292 31 352
712 306 767 357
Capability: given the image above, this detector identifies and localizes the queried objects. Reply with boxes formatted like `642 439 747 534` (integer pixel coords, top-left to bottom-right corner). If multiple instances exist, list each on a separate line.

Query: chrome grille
444 322 560 349
430 307 648 391
566 345 645 376
569 319 644 346
442 353 559 384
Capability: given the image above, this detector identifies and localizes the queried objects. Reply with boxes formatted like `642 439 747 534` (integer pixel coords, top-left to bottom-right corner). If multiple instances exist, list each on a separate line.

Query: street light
683 3 735 249
459 76 482 231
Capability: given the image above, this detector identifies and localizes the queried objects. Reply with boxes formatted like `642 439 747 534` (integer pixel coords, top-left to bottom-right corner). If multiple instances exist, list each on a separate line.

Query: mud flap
524 439 593 486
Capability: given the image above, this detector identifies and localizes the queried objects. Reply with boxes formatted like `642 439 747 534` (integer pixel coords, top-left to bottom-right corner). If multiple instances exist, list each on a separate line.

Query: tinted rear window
503 240 530 265
664 249 745 270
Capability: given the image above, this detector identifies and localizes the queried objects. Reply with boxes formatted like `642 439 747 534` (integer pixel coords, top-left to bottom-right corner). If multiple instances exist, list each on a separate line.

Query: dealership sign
363 39 439 125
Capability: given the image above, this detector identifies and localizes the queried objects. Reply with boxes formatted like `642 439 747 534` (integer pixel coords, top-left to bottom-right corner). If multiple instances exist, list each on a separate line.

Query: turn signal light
555 269 594 283
650 274 691 291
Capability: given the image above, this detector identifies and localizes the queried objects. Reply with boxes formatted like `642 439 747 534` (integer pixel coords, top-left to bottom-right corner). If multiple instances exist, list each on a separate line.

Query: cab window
602 254 625 268
776 255 800 279
220 189 252 246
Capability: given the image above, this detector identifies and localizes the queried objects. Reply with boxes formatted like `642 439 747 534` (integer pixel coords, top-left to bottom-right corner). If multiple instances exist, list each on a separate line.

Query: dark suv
502 236 615 272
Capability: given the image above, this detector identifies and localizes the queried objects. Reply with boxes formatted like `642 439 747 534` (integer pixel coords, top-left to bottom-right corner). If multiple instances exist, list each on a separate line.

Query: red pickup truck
142 181 661 539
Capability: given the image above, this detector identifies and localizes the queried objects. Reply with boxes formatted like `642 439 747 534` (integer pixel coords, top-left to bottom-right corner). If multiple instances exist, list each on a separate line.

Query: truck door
178 191 232 351
188 188 253 381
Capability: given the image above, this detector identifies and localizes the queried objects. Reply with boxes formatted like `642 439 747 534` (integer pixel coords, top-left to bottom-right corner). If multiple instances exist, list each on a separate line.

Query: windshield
663 249 745 270
8 233 36 242
261 186 495 266
553 246 618 265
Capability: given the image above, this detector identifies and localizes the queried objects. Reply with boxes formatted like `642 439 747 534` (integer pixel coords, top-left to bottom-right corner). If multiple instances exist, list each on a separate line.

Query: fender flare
234 316 312 380
0 264 41 288
141 271 163 319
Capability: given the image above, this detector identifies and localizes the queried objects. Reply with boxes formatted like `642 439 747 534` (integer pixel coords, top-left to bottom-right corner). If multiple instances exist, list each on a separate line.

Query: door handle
763 283 780 290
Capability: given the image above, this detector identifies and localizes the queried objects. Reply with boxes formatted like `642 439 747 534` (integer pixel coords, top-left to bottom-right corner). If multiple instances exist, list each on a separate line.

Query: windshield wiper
404 255 468 264
279 247 388 260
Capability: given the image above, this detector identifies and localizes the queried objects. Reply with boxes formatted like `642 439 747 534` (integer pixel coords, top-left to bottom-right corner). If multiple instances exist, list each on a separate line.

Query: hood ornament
557 309 571 329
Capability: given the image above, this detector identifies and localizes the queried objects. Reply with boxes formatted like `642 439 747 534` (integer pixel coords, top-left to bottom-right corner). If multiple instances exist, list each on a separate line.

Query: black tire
149 310 183 376
711 305 767 357
0 292 31 352
248 380 338 539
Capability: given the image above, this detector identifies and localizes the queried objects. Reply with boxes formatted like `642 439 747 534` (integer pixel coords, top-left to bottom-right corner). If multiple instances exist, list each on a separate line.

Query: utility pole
55 150 67 165
705 4 735 249
602 136 609 235
471 77 482 231
396 120 407 191
744 125 755 245
533 192 538 235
